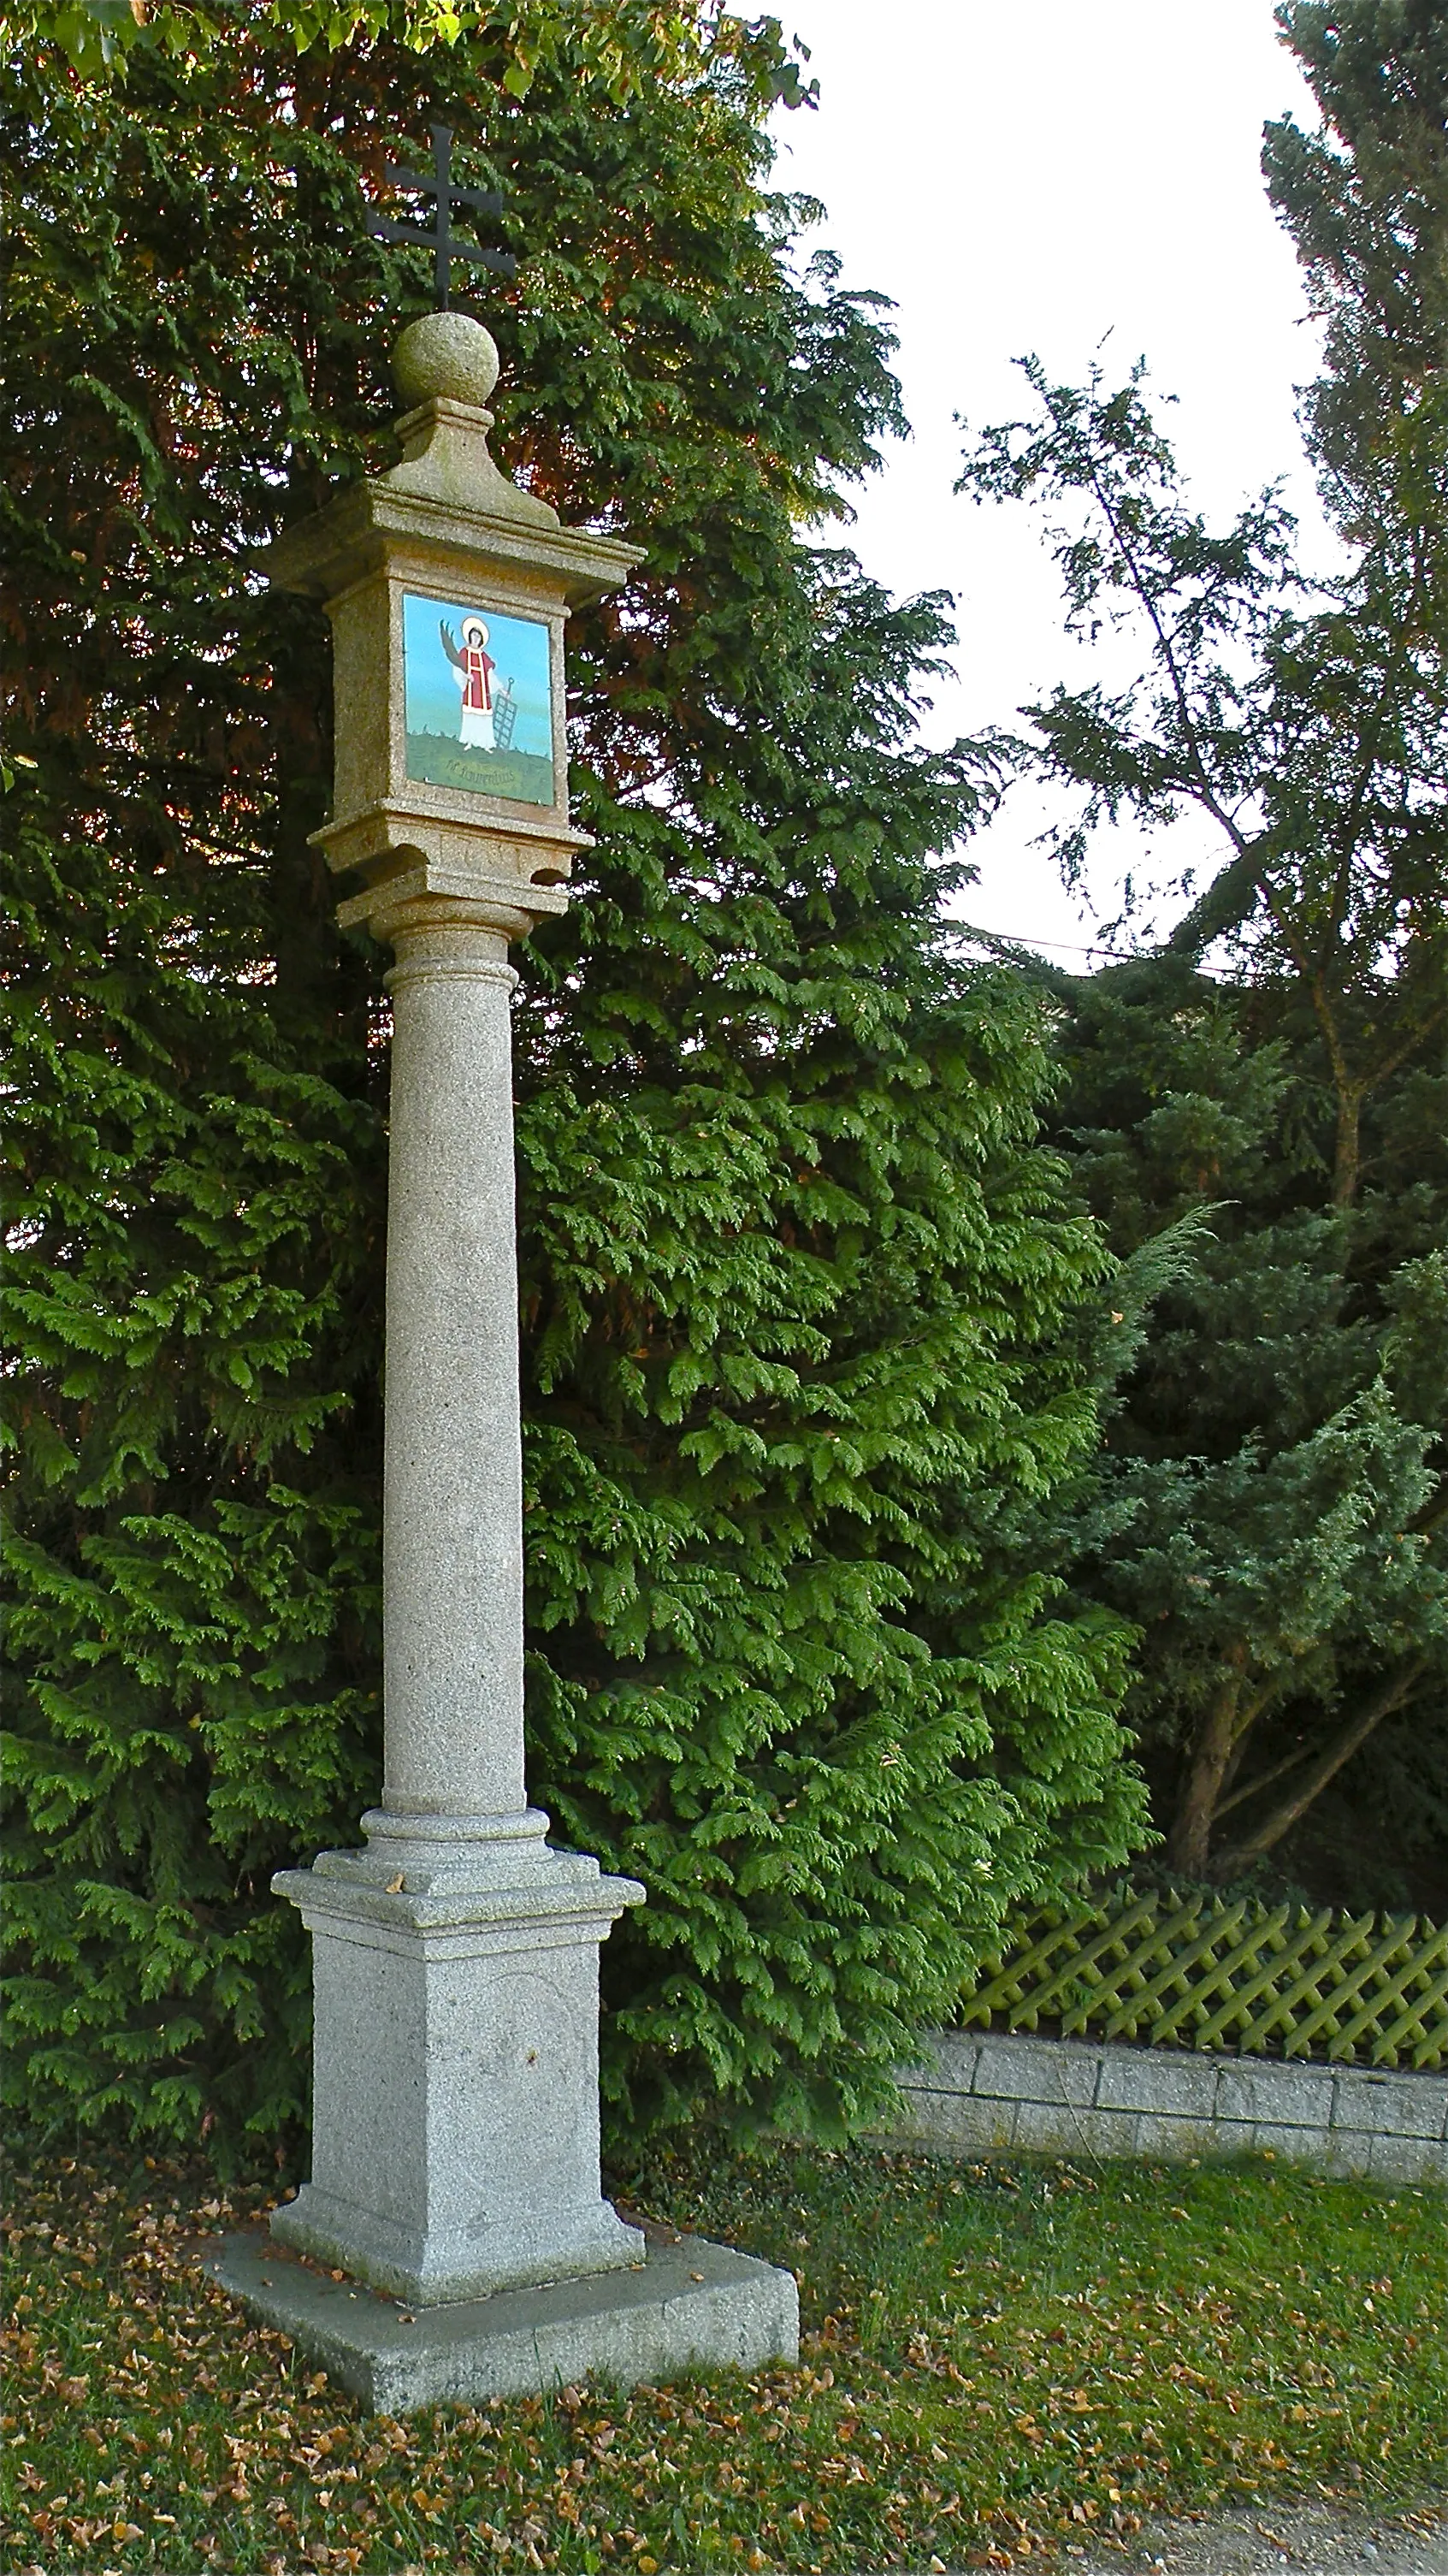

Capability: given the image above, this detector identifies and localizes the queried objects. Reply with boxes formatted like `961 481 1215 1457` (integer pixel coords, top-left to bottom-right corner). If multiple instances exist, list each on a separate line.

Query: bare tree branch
1212 1658 1429 1874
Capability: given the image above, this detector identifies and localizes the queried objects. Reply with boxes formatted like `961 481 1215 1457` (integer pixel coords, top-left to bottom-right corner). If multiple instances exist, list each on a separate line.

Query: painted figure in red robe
440 615 497 751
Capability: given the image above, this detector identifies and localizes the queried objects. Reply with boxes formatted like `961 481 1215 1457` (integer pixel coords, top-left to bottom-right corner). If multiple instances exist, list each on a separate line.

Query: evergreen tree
3 5 1146 2153
953 0 1448 1899
1263 0 1447 523
1040 952 1448 1904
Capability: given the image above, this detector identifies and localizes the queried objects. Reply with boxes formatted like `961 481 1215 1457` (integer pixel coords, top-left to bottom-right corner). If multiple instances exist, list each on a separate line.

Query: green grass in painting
405 730 553 804
3 2141 1443 2573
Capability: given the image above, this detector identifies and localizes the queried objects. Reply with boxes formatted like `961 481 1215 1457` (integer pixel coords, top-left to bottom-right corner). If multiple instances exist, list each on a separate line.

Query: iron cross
368 123 517 310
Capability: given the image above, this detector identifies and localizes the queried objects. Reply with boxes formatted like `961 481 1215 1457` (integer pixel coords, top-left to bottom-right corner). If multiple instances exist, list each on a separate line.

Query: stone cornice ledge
271 1860 645 1939
263 465 641 610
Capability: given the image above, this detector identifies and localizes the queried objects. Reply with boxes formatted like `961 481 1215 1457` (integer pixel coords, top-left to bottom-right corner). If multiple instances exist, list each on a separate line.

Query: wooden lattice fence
959 1888 1448 2070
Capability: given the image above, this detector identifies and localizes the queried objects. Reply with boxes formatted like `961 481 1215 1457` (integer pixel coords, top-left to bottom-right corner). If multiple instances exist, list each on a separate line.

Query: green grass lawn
3 2139 1443 2574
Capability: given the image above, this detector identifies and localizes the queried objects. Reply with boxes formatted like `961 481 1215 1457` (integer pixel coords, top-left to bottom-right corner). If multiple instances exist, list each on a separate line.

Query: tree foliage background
3 1 1148 2154
955 0 1448 1904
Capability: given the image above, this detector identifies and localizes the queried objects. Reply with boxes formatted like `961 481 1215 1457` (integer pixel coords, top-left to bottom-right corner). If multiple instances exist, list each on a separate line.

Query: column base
269 2177 643 2307
205 2222 800 2413
273 1824 646 2307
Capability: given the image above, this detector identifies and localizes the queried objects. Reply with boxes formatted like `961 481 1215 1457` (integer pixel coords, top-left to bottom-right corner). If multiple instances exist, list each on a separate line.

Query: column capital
384 915 519 991
331 818 588 950
346 878 535 962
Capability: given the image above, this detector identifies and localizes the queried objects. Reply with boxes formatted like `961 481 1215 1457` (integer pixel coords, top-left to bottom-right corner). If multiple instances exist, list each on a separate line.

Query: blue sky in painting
402 595 553 756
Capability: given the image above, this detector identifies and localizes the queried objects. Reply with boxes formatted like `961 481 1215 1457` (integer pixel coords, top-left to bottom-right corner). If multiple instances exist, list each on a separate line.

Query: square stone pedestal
206 2220 799 2413
270 1828 648 2307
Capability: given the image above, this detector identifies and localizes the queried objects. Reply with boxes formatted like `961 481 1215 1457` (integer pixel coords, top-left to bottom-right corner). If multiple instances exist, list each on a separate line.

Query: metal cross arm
367 122 517 309
369 208 517 289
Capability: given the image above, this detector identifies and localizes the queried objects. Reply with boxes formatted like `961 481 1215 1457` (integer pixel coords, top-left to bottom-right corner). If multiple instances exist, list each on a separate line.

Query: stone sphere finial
393 311 500 412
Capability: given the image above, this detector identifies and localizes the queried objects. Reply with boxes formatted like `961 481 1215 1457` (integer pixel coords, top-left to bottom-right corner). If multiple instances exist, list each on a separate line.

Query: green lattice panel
960 1888 1448 2069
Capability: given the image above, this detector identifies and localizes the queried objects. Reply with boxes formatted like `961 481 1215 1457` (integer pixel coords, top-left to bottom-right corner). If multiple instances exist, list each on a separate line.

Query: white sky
768 0 1333 959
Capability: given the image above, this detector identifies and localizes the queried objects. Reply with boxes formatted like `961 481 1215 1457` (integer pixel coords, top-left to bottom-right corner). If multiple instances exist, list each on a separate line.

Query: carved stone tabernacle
215 310 798 2392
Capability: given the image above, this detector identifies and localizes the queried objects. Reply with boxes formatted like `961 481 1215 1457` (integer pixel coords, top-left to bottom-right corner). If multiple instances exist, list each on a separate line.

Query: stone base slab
206 2222 799 2413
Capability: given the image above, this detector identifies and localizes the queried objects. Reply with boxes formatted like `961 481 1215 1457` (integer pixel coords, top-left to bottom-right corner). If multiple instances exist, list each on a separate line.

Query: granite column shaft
378 915 526 1827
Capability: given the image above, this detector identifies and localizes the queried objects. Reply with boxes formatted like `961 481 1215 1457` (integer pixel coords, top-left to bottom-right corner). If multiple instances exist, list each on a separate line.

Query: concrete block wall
890 2030 1448 2186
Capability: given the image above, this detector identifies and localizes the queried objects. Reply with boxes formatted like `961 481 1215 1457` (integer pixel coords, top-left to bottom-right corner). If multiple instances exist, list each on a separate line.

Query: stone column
375 915 527 1833
269 884 646 2307
238 315 797 2383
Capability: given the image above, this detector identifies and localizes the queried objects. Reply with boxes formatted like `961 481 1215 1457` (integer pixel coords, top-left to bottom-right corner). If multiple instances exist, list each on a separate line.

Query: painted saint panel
402 593 555 806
